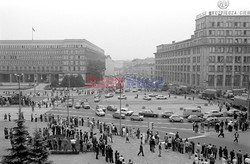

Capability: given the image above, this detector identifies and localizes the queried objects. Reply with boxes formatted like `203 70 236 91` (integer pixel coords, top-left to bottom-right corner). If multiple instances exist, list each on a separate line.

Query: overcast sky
0 0 249 60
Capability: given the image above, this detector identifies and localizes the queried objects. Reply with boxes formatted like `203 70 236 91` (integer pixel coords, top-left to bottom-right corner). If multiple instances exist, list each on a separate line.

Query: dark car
107 105 117 112
82 102 90 109
139 109 158 118
112 112 125 119
161 111 174 118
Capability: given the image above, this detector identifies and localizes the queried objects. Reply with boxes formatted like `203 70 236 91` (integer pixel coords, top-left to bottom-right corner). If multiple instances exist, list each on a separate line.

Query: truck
232 95 248 111
199 89 217 100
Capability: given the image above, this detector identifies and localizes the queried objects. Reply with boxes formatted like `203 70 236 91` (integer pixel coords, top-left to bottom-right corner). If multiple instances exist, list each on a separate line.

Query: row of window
208 75 249 87
209 46 250 53
208 65 250 72
208 56 250 63
196 21 250 30
156 47 201 58
0 66 63 71
156 65 201 72
0 50 85 56
0 60 62 65
208 30 250 36
156 56 201 65
0 44 86 49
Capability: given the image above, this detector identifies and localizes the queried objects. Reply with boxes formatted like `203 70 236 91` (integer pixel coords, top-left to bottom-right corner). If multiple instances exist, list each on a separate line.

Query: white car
118 94 127 100
95 108 105 116
143 96 151 100
156 95 167 100
96 105 106 112
74 102 81 109
169 114 184 122
118 108 134 116
130 113 144 121
94 98 100 102
208 110 223 117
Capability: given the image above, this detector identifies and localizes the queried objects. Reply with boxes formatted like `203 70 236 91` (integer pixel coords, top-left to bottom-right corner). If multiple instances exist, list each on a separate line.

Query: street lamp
15 73 24 119
118 76 124 136
66 74 71 125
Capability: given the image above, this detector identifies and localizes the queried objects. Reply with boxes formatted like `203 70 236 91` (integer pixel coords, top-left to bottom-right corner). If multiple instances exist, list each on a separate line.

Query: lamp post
118 76 124 136
67 74 71 124
15 73 24 119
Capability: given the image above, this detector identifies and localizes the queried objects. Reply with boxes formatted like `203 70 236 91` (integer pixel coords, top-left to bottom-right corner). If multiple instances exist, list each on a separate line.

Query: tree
86 60 105 80
1 118 32 164
29 130 52 164
60 74 85 88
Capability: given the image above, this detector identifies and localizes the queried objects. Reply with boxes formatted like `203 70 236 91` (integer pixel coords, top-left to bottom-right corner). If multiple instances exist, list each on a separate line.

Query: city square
0 0 250 163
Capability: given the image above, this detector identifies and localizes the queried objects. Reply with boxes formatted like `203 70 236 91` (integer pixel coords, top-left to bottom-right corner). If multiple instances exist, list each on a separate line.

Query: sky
0 0 249 60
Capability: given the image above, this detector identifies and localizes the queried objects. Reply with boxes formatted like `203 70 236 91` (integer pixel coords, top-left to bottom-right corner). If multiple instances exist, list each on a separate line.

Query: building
155 11 250 90
0 39 105 83
122 57 155 78
105 55 115 76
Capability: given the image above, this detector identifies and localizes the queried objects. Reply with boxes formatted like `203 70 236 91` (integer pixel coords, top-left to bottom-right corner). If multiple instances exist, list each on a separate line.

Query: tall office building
155 11 250 90
0 39 105 83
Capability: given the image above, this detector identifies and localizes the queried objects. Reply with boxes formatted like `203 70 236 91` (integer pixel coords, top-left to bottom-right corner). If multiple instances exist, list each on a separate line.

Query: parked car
225 109 240 117
96 105 106 112
148 93 158 97
139 109 158 117
169 114 183 122
74 102 81 109
187 115 203 122
107 105 117 111
82 102 90 109
132 89 138 92
161 111 174 118
204 117 220 126
94 98 100 103
208 110 223 117
156 95 167 100
66 98 73 107
115 89 123 94
124 88 131 92
112 112 125 119
130 113 144 121
105 93 114 98
118 94 127 100
143 96 152 101
183 108 203 118
119 108 133 116
96 108 105 116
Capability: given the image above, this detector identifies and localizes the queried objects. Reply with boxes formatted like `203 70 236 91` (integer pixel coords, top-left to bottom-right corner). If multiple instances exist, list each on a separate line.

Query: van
183 108 202 118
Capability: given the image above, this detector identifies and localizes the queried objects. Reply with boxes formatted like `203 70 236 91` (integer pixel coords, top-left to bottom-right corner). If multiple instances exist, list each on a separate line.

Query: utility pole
15 73 23 119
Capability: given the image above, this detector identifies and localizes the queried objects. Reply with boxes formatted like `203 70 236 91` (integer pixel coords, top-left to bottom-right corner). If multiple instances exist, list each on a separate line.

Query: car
139 109 158 117
187 115 203 122
94 98 100 103
132 89 138 92
156 95 167 100
115 89 123 94
204 117 220 126
124 88 131 92
161 111 174 118
225 109 240 117
169 114 183 122
148 93 158 97
130 113 144 121
112 112 126 119
143 96 151 100
82 102 90 109
118 108 134 116
72 87 77 91
66 98 73 107
208 110 223 117
96 105 106 112
105 93 114 98
118 94 127 100
95 108 105 116
74 102 81 109
94 94 100 98
107 105 117 111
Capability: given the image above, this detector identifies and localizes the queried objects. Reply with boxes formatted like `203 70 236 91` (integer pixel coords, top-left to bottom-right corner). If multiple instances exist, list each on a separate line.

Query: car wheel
180 119 183 122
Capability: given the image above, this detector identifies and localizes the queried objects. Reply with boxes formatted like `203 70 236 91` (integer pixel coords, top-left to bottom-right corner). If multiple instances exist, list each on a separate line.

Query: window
226 66 232 72
226 56 233 63
208 66 215 72
208 56 215 63
217 66 224 72
235 56 241 63
217 56 224 63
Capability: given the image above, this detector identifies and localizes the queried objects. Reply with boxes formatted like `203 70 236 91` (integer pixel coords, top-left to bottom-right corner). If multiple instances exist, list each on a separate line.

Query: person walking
233 131 239 143
218 127 224 138
137 142 144 156
125 132 130 143
95 143 99 159
158 142 162 157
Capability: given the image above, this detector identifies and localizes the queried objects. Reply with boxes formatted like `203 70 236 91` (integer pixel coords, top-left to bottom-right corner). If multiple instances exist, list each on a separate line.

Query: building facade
105 55 115 76
0 39 105 83
122 58 155 78
155 11 250 90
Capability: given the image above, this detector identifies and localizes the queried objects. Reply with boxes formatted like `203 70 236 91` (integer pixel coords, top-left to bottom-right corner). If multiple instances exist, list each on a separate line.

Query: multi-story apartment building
0 39 105 83
155 11 250 90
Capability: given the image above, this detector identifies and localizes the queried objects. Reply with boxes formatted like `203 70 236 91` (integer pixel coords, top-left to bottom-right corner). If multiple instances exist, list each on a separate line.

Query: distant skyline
0 0 249 60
